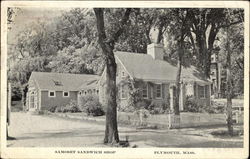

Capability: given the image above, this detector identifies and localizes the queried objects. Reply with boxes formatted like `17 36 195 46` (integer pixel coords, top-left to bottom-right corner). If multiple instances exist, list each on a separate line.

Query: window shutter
193 83 196 97
153 84 156 99
162 84 165 99
147 84 150 99
205 85 209 98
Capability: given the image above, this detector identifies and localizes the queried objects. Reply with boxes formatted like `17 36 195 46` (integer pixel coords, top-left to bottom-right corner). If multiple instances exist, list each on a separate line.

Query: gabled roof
29 72 100 91
79 79 99 90
115 51 210 84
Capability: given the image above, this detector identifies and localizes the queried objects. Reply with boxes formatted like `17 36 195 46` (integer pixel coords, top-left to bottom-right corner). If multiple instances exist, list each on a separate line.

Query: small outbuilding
27 72 100 111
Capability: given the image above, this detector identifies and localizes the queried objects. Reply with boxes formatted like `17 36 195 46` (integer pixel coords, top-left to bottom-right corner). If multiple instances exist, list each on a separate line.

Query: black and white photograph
1 1 249 159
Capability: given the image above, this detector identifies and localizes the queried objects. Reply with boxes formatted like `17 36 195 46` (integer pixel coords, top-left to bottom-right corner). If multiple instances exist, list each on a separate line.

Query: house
99 43 211 111
210 52 223 98
27 72 100 111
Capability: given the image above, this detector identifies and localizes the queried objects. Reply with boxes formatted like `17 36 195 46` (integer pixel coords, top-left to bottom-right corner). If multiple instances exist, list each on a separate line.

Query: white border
1 1 249 159
63 91 70 97
48 90 56 98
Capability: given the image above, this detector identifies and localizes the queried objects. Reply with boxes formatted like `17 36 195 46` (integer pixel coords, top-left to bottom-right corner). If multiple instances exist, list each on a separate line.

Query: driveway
7 112 243 147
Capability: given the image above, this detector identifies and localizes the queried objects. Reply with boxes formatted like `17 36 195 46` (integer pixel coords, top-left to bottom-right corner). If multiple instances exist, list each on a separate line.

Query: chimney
147 43 164 60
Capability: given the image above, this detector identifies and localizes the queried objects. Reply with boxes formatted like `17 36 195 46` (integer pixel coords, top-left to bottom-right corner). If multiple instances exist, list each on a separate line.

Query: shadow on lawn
16 128 104 140
146 140 243 148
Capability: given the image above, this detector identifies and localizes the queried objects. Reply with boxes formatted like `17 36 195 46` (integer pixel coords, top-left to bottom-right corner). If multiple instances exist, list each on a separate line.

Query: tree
172 9 191 116
188 8 243 79
94 8 132 144
219 9 244 135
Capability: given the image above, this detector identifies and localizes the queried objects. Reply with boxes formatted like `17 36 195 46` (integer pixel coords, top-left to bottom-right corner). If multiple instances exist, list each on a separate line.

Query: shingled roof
115 51 210 84
29 72 100 91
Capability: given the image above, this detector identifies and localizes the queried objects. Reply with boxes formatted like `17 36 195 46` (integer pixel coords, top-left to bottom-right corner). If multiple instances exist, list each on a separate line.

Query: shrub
48 106 57 113
134 108 151 126
185 96 200 112
64 100 81 113
55 106 63 113
79 94 104 116
78 94 99 112
85 100 104 116
135 99 151 110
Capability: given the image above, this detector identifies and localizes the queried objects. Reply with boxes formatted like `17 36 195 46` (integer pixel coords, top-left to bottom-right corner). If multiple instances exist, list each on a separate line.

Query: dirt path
7 112 243 147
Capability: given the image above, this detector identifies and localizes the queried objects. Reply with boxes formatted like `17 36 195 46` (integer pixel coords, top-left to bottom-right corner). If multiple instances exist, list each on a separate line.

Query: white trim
40 89 49 91
63 91 70 97
115 55 134 79
155 83 162 99
48 90 56 98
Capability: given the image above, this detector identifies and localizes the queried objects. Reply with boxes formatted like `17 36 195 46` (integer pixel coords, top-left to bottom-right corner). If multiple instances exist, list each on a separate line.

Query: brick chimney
147 43 164 60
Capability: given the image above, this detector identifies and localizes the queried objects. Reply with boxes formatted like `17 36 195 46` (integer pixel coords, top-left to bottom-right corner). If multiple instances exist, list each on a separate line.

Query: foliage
184 96 201 113
84 100 105 116
63 100 81 113
8 8 244 108
48 105 57 113
55 106 64 113
78 94 104 116
78 94 99 111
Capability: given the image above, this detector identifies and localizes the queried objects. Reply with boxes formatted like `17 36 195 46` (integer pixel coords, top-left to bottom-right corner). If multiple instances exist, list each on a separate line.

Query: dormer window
53 80 62 86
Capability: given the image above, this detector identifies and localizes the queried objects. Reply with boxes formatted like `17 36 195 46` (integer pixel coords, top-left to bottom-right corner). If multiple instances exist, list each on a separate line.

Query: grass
211 129 244 139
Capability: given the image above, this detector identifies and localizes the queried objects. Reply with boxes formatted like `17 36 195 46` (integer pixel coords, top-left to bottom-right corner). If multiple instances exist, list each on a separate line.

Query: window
211 57 214 62
96 90 99 94
63 91 69 97
142 83 148 98
121 71 125 77
121 85 127 99
48 91 56 97
156 84 162 98
198 85 206 98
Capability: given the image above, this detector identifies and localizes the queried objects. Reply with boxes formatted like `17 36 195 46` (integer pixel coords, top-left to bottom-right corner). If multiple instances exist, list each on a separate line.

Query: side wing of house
27 79 40 111
185 81 211 107
40 90 78 110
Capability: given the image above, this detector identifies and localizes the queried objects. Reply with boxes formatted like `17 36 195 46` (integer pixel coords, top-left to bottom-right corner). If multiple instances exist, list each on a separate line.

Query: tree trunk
226 27 233 136
103 57 119 144
174 39 184 115
94 8 131 144
21 85 28 111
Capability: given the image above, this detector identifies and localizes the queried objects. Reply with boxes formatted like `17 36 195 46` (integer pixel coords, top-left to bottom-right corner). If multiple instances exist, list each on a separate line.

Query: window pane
156 84 161 98
142 84 147 98
49 92 55 97
64 92 69 97
198 86 205 98
121 85 127 98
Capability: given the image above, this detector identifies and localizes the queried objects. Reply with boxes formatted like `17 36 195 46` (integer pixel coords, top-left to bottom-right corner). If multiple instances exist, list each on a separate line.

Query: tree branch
93 8 107 52
108 9 132 46
217 20 243 29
